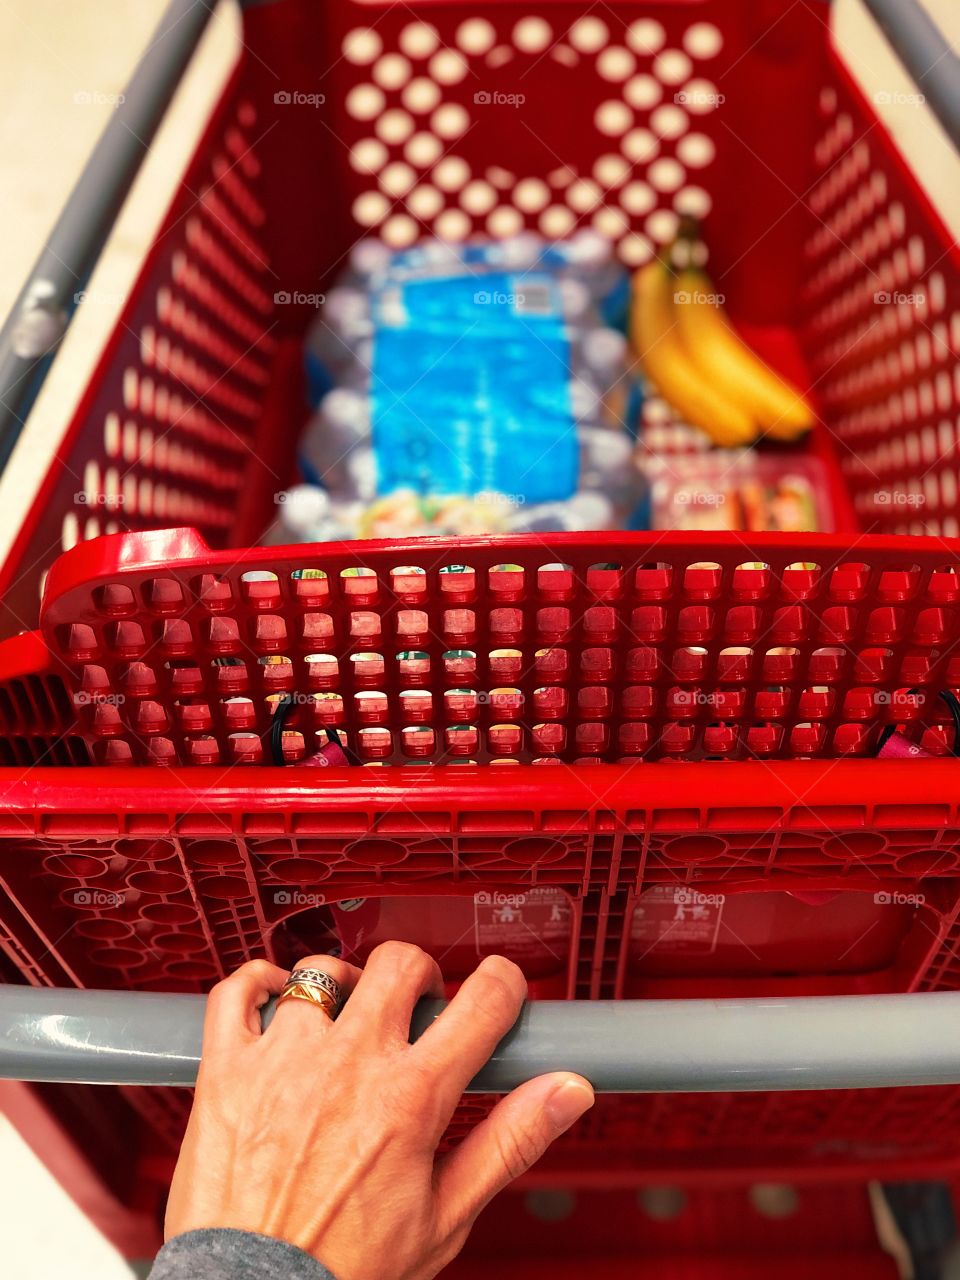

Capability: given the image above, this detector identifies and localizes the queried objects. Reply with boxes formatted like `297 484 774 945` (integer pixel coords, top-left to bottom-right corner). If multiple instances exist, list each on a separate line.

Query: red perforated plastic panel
0 528 956 767
4 762 960 1183
0 73 282 640
803 73 960 537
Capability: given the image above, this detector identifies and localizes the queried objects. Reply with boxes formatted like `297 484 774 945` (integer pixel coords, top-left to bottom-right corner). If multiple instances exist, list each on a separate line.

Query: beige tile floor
0 1115 138 1279
0 2 956 1277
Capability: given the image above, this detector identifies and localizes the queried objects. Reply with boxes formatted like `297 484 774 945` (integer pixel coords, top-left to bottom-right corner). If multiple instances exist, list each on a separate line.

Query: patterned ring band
277 967 343 1018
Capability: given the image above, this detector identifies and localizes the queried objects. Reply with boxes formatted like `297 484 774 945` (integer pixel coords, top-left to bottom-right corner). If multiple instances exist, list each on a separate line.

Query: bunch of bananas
630 241 814 447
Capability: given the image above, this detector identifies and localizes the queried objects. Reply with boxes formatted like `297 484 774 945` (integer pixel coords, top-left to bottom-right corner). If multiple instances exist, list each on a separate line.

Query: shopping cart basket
1 0 960 1258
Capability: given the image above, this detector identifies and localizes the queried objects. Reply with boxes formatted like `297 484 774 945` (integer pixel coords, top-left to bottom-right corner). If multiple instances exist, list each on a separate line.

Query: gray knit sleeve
147 1229 337 1280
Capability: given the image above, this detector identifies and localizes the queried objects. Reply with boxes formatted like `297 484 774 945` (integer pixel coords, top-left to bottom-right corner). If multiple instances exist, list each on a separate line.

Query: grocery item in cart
631 225 815 446
650 453 833 532
308 230 627 397
274 231 650 543
357 490 511 539
268 470 647 543
262 484 356 545
301 233 635 507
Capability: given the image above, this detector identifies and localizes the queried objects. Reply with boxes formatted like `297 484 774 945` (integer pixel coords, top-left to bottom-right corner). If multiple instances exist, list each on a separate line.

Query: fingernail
545 1079 595 1131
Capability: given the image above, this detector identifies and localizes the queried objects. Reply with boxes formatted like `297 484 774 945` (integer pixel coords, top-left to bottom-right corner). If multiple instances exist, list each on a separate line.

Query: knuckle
472 959 526 1015
477 953 526 991
204 981 229 1013
463 982 521 1042
370 940 433 977
206 960 283 1018
289 955 353 991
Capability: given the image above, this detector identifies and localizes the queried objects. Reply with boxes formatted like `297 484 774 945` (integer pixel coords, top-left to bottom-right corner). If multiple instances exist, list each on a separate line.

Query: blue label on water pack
370 271 577 504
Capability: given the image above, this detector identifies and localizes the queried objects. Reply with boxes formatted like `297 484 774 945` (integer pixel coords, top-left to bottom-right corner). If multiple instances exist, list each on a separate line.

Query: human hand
165 945 594 1280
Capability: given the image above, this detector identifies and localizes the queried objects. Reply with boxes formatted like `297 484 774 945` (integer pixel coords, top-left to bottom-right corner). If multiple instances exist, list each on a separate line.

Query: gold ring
277 966 343 1019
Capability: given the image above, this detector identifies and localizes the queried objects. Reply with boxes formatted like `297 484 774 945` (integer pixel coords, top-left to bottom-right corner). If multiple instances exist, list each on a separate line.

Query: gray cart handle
3 986 960 1092
0 0 957 470
863 0 960 151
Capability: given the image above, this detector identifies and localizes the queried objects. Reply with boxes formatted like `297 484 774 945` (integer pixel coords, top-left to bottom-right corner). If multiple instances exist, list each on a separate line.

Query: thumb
434 1073 594 1229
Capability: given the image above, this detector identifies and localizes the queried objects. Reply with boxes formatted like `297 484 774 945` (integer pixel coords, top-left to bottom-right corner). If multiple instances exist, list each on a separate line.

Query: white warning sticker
473 886 571 962
630 886 724 954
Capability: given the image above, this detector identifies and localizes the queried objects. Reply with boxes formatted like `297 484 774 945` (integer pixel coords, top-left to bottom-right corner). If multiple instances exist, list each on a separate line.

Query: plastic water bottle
303 384 628 501
570 378 604 428
344 445 378 502
264 485 354 545
298 231 634 513
562 228 630 327
306 288 372 390
580 328 629 387
564 229 625 297
486 232 544 271
580 426 648 526
348 238 393 284
300 388 370 493
578 425 645 520
507 490 616 533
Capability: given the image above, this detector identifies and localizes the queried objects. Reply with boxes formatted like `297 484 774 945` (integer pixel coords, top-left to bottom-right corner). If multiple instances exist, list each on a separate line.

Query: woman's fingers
433 1073 594 1230
335 941 444 1043
203 959 289 1053
266 954 364 1040
409 954 527 1118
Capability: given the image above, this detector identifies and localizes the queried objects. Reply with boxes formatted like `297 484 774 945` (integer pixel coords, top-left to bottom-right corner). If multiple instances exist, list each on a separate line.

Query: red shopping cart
1 0 960 1270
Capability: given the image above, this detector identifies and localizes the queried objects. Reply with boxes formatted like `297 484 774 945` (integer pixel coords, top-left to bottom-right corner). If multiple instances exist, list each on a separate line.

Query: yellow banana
631 259 757 448
673 266 814 440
